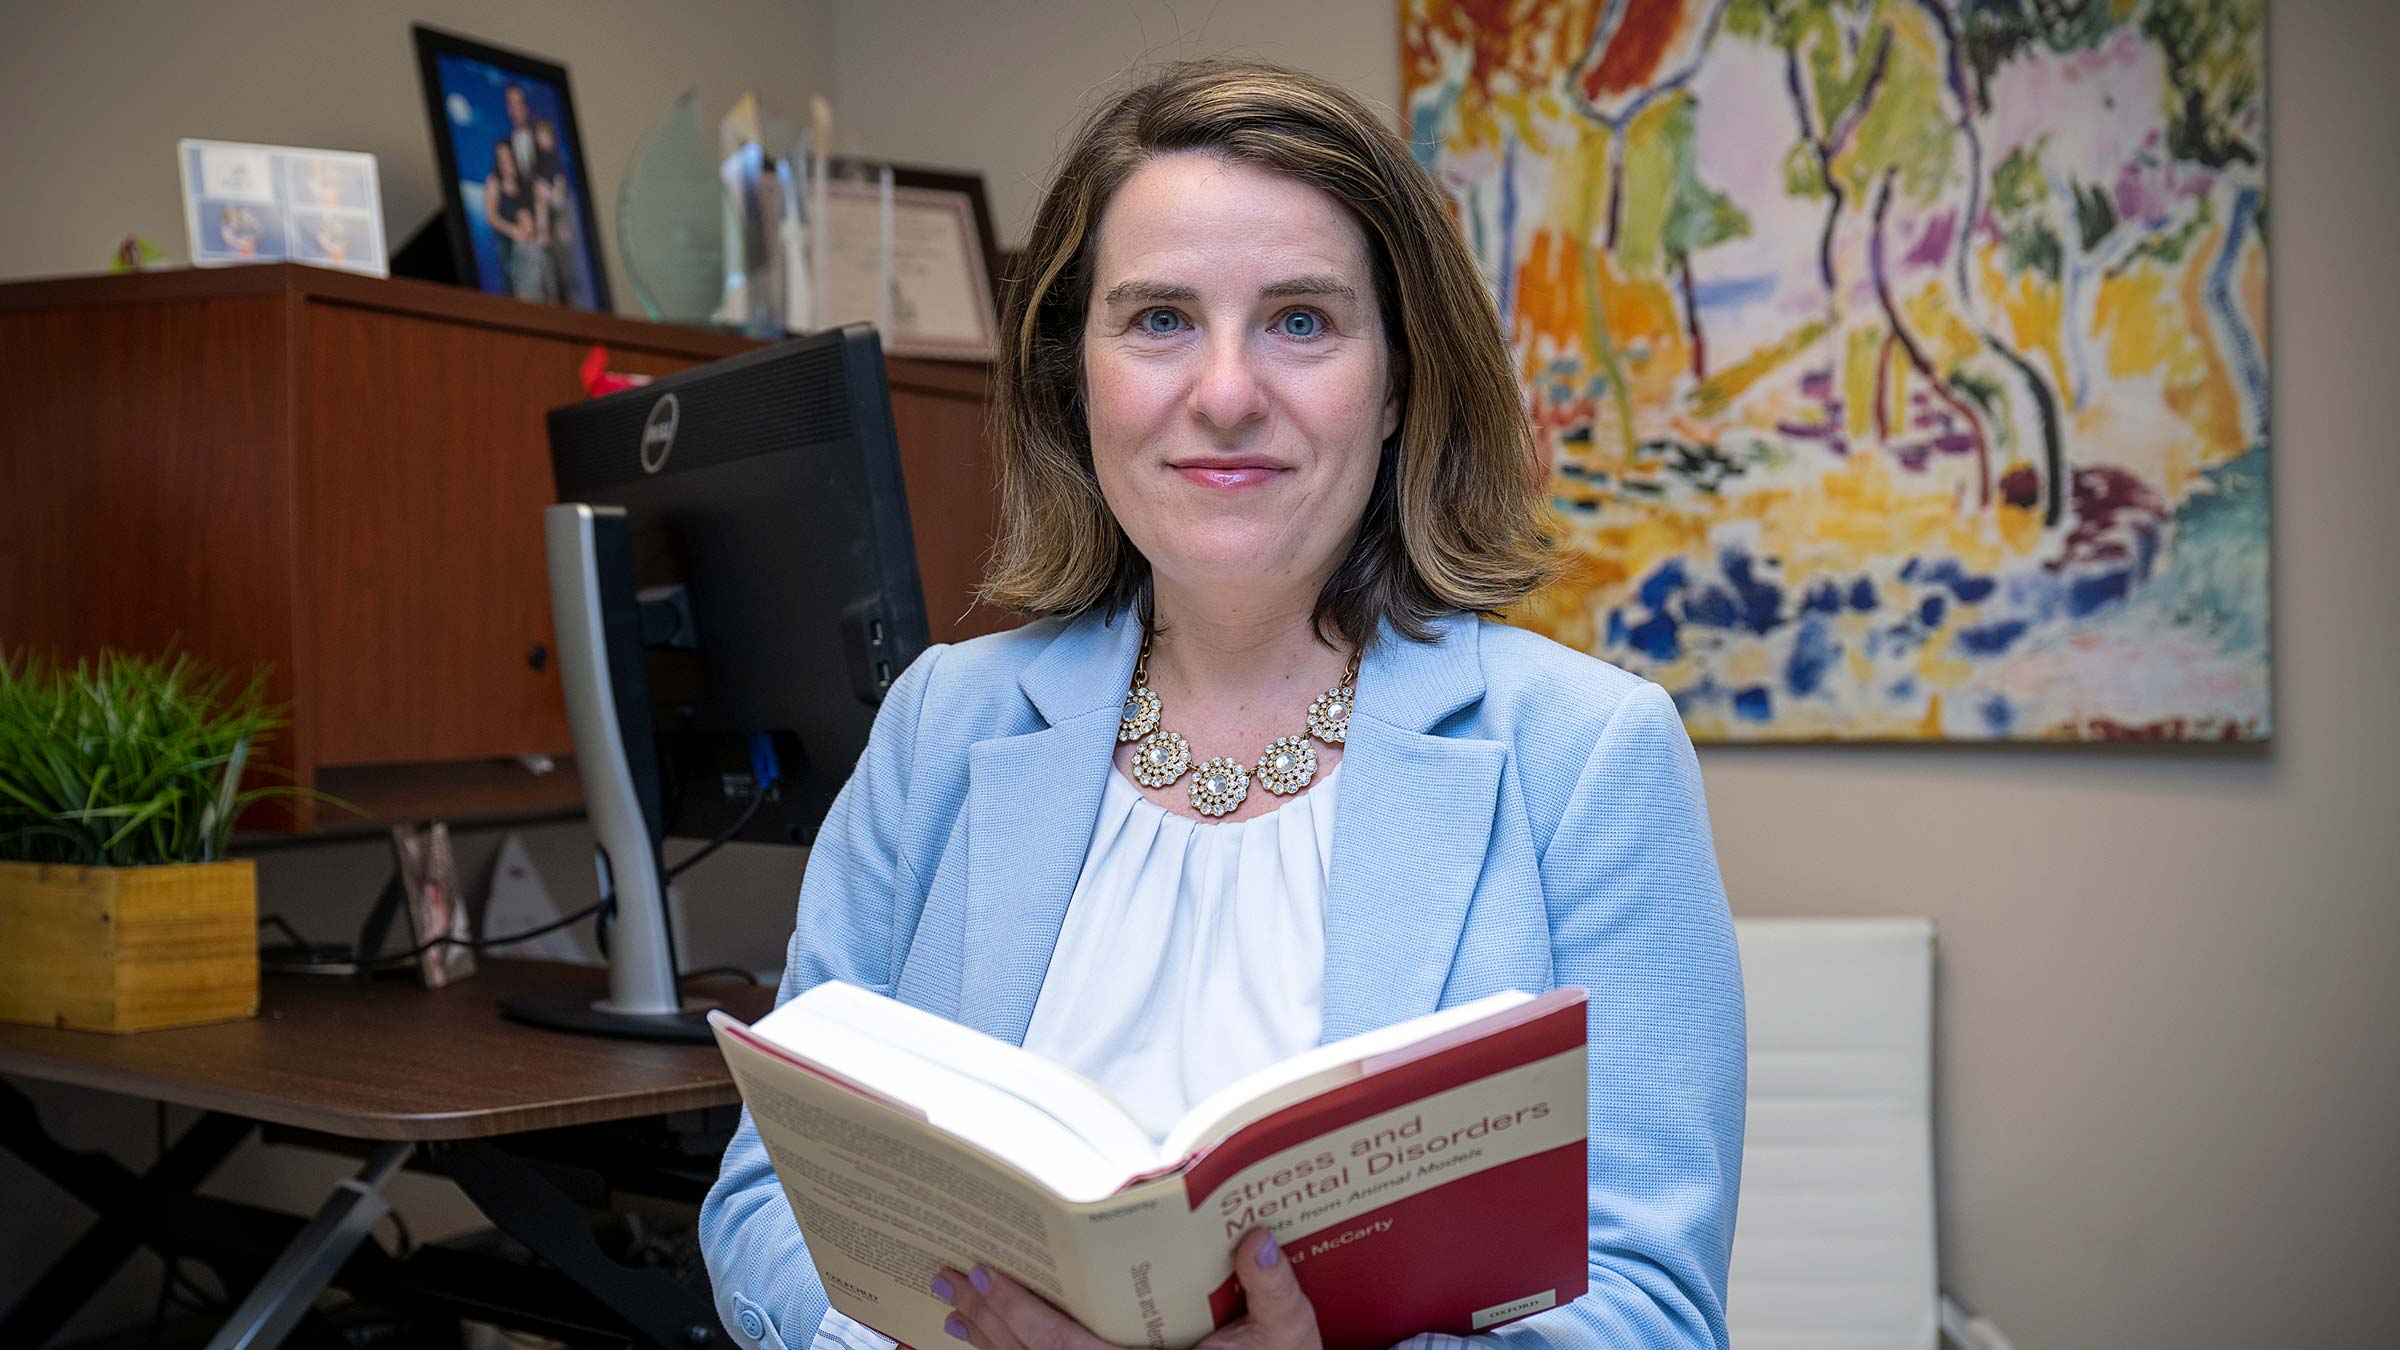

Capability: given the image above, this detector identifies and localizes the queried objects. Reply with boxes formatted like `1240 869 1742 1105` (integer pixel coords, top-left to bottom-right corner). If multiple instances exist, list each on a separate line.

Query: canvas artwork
1402 0 2269 740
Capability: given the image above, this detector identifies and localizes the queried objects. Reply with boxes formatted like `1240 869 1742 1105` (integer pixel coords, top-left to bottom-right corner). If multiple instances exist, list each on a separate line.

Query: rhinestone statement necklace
1116 630 1361 818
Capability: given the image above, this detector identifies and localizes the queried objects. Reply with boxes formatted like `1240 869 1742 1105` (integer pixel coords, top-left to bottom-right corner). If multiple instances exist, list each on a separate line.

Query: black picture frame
410 24 612 311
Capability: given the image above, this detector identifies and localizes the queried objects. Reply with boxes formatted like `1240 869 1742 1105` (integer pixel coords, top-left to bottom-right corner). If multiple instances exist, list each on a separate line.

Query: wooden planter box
0 859 259 1032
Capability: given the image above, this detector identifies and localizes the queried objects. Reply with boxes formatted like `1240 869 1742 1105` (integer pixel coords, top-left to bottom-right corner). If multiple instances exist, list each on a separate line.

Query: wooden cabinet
0 266 1003 829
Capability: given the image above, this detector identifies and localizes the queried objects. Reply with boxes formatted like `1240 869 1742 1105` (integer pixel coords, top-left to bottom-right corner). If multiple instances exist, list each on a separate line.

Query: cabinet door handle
527 642 549 672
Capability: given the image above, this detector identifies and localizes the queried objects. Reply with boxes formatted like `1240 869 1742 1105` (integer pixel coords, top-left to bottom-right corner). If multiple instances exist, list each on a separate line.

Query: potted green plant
0 651 292 1032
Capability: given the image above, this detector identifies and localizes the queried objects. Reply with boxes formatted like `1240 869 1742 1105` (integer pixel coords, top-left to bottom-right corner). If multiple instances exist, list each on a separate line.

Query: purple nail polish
969 1265 992 1294
931 1275 954 1301
1258 1233 1280 1268
945 1315 971 1341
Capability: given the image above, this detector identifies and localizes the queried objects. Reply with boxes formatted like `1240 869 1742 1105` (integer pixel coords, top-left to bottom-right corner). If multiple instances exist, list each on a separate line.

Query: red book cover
1180 990 1588 1346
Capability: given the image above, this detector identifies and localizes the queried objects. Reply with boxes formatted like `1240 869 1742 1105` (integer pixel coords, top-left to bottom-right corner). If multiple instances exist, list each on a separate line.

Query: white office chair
1726 919 2007 1350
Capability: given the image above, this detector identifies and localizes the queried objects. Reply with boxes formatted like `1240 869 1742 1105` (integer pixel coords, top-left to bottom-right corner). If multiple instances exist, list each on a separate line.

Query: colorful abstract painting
1402 0 2269 740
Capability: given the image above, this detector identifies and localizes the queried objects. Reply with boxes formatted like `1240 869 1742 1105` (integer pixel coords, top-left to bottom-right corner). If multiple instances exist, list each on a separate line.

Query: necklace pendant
1307 684 1356 743
1118 685 1162 742
1131 730 1192 788
1188 756 1249 817
1254 735 1318 795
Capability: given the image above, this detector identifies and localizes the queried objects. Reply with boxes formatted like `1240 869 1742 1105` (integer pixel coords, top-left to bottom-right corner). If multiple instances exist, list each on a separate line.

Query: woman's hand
936 1228 1321 1350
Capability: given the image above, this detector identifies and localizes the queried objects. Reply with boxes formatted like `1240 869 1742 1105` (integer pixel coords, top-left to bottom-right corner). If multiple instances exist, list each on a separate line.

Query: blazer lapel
952 609 1502 1046
958 611 1142 1045
1320 613 1506 1042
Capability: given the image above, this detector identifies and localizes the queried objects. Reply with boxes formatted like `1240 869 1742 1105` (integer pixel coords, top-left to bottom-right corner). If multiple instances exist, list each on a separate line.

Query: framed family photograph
411 25 611 310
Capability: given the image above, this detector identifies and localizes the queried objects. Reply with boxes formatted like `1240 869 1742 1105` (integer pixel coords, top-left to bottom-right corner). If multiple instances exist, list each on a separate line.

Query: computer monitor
505 324 930 1042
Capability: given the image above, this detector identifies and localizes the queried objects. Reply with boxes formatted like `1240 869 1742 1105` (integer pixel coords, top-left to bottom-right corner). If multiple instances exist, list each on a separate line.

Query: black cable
258 913 314 950
663 789 769 883
592 785 769 979
371 899 608 967
353 868 407 978
264 902 608 968
381 1206 415 1259
166 1265 226 1312
265 783 766 973
679 966 761 986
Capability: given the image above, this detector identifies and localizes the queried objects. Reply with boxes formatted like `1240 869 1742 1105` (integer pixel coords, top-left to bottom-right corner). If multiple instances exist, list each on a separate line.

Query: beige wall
832 0 1404 250
5 3 2396 1348
824 3 2400 1348
0 0 838 306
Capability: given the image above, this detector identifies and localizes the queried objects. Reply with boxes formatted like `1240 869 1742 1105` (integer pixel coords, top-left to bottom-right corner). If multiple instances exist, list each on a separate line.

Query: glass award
615 89 724 323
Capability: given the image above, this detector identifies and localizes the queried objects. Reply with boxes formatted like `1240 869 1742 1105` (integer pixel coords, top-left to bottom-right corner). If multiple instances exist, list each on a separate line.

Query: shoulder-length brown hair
978 57 1556 647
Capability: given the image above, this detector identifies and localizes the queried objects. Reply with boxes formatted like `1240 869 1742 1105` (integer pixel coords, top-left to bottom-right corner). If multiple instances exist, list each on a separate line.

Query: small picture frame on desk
392 822 475 989
819 162 1003 361
178 139 388 277
411 24 611 311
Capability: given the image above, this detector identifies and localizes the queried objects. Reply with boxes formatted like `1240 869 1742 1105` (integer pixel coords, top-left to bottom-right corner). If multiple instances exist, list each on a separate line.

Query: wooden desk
0 960 770 1142
0 961 775 1348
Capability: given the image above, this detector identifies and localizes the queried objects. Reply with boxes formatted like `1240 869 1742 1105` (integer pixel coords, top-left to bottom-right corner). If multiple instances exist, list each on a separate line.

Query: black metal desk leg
202 1140 412 1350
441 1139 720 1348
0 1082 254 1348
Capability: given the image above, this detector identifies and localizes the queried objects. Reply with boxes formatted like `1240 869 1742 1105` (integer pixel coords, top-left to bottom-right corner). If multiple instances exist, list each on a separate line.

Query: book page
733 1004 1138 1200
1160 991 1533 1162
721 1020 1113 1346
760 982 1160 1169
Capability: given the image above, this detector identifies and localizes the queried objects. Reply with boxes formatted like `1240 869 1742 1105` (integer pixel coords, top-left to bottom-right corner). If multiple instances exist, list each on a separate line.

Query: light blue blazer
699 608 1745 1350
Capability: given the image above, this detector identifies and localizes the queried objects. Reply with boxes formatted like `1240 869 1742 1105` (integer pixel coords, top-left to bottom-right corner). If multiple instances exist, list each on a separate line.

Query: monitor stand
498 990 720 1042
495 846 722 1043
499 503 717 1044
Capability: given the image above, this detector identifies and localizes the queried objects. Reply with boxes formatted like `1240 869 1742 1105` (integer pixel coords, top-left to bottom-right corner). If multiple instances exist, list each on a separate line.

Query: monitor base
497 992 721 1043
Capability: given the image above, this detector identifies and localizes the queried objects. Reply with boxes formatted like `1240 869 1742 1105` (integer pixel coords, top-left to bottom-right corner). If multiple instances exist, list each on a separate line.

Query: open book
709 984 1589 1350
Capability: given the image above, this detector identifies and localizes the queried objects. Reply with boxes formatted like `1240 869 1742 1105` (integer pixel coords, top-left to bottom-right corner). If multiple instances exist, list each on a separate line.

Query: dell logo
639 393 681 474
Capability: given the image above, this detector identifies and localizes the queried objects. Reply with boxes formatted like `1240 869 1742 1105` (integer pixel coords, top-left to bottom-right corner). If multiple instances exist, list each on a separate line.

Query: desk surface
0 960 776 1141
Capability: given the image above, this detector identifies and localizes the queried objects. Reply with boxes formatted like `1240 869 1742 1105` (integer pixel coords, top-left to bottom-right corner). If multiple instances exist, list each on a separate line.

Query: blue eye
1138 308 1185 335
1278 310 1324 339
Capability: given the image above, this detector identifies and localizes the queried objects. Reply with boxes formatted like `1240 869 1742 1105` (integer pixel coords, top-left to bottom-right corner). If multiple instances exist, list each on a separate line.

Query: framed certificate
819 164 1003 362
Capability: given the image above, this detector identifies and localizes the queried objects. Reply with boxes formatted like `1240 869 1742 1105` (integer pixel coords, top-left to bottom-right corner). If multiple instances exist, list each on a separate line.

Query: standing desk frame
0 960 772 1349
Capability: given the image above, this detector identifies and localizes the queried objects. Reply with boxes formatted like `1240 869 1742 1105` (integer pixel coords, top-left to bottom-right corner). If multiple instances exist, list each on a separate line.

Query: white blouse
1020 762 1341 1142
806 767 1342 1350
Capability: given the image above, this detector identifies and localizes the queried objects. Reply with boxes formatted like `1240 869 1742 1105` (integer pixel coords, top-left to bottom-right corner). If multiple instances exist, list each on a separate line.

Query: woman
483 141 549 301
700 59 1744 1350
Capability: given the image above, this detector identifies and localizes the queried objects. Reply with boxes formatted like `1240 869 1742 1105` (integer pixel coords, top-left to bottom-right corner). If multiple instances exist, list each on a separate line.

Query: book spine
1051 1176 1223 1348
